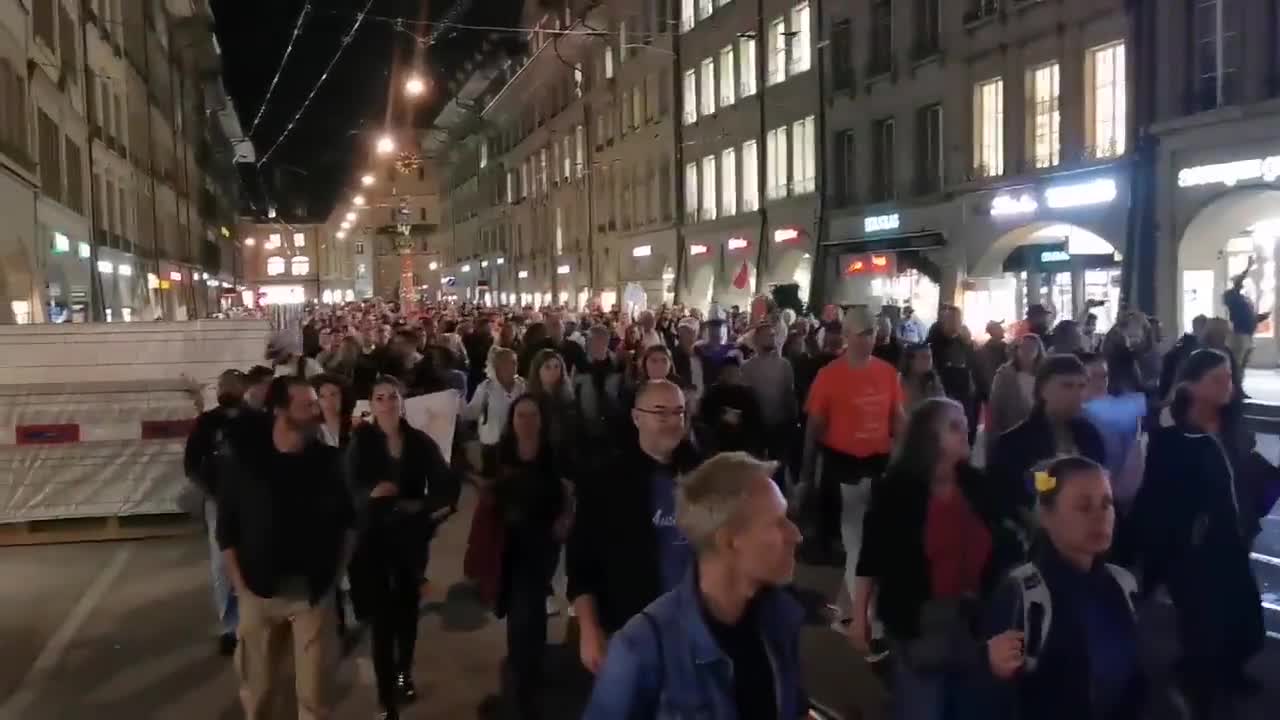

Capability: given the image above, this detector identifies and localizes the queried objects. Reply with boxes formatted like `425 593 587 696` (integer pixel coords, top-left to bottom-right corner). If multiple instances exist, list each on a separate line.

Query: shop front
763 226 815 306
619 230 677 312
45 230 93 322
1162 132 1280 367
960 169 1130 337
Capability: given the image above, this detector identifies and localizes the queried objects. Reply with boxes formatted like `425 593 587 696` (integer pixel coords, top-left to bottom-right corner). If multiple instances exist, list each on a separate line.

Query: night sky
210 0 522 220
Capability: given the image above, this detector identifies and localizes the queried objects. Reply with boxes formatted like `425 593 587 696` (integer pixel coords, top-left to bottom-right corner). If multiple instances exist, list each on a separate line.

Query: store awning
822 231 945 254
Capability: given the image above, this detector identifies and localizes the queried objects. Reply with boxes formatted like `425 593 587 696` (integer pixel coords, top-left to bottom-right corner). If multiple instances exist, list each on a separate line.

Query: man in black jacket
568 379 702 674
217 376 355 719
929 305 984 446
183 369 247 655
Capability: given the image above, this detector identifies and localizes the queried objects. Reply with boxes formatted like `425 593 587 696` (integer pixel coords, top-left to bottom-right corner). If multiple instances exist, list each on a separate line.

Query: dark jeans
506 569 551 719
352 534 426 711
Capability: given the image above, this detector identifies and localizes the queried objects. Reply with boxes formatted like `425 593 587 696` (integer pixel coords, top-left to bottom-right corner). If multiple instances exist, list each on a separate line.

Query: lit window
53 232 70 253
266 256 285 276
718 45 735 106
742 140 759 211
720 147 737 217
291 256 310 276
697 0 713 22
973 77 1005 177
767 17 786 86
1029 61 1061 169
604 46 614 79
292 232 305 247
574 125 586 178
739 36 758 97
682 70 698 125
681 0 695 32
479 140 488 168
699 58 716 117
766 126 789 200
791 116 816 194
700 155 717 221
685 162 699 223
1089 42 1126 159
789 2 811 75
555 207 564 255
267 233 281 249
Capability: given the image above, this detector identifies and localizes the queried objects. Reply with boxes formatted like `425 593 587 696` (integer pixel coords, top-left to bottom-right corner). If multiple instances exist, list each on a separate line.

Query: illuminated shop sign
773 228 801 243
863 213 900 233
727 237 750 250
842 253 896 276
990 177 1117 217
1040 250 1071 263
1177 155 1280 188
689 244 710 256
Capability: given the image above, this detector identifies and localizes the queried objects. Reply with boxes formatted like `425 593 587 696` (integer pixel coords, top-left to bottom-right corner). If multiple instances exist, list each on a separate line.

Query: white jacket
463 377 527 446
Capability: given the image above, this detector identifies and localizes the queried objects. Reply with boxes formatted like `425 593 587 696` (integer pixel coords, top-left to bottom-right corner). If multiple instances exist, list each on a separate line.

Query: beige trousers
235 589 339 720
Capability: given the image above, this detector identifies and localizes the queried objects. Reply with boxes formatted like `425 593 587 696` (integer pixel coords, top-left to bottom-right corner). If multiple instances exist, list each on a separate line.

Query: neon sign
727 237 749 250
863 213 900 233
689 244 709 256
1044 178 1117 209
990 193 1039 217
1178 155 1280 188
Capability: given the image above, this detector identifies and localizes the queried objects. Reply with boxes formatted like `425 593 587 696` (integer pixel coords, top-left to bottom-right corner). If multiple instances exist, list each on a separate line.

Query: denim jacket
583 569 808 720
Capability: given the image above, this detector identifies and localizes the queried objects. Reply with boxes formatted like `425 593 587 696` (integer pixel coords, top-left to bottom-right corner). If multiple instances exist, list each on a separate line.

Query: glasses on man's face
635 406 687 420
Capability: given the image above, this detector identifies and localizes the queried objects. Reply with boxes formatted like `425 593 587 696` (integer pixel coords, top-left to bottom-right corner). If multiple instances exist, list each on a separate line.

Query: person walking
900 343 946 413
216 376 355 720
463 347 526 477
525 349 578 471
493 395 574 720
741 321 799 466
313 373 357 637
583 452 807 720
985 334 1045 459
568 379 702 674
348 376 459 719
183 368 248 656
929 306 983 446
574 325 626 446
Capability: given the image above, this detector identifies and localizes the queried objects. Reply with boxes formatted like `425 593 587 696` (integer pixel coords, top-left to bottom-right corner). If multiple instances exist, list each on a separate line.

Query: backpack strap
1104 563 1140 619
1009 562 1052 673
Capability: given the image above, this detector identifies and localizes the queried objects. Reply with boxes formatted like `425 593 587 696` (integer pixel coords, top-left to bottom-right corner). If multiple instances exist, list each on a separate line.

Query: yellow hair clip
1034 471 1057 494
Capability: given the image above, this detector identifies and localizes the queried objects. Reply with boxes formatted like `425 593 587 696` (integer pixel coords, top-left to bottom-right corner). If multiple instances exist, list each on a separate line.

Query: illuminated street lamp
376 135 395 155
340 221 351 230
345 211 357 221
353 194 367 206
336 230 346 239
360 174 375 186
404 76 426 97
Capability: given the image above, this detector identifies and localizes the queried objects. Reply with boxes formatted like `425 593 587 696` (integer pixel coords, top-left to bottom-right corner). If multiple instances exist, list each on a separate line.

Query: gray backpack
1007 561 1139 672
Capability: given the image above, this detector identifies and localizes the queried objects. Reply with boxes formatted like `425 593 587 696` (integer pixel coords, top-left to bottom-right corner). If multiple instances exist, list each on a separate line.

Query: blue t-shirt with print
650 466 691 591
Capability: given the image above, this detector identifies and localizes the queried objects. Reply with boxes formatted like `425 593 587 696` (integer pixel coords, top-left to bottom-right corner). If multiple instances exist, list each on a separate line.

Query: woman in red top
852 397 1027 720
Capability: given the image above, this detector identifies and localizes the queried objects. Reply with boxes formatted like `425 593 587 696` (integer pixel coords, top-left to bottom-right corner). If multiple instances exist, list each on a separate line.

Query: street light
360 174 375 186
353 194 367 206
345 211 357 221
376 135 395 155
336 230 346 239
404 76 426 97
340 221 351 230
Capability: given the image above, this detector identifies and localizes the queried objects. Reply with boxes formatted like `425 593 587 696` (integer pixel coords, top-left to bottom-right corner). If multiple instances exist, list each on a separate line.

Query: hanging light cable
248 1 311 136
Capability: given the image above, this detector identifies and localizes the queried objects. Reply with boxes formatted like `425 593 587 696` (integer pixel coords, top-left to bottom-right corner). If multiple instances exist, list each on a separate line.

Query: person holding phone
982 456 1144 720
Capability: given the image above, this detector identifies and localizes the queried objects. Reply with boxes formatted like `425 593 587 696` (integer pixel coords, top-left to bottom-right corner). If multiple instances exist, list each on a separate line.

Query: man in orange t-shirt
801 305 904 647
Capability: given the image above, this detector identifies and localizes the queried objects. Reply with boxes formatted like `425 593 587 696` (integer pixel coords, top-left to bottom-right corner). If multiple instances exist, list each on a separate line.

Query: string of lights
255 0 376 168
313 8 611 40
248 0 311 137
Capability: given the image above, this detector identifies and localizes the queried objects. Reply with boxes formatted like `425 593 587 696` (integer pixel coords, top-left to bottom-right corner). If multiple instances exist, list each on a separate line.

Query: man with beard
183 369 249 655
217 376 355 718
670 318 704 398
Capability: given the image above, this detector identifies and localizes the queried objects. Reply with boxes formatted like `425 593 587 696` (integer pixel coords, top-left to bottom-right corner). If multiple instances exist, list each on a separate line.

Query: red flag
732 261 750 290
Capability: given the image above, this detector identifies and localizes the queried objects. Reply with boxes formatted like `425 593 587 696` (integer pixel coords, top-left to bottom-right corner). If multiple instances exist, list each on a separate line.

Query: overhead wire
248 0 311 136
256 0 376 168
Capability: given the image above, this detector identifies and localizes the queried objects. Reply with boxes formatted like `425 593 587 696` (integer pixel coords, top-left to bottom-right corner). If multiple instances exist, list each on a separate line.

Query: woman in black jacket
988 354 1106 519
348 376 459 720
1130 349 1268 718
494 394 573 720
853 397 1025 720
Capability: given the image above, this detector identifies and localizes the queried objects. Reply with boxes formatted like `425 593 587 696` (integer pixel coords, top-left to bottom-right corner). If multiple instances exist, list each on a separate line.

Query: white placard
352 389 460 462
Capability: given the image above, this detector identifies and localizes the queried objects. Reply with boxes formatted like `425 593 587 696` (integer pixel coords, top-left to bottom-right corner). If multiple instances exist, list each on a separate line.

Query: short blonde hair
676 452 778 554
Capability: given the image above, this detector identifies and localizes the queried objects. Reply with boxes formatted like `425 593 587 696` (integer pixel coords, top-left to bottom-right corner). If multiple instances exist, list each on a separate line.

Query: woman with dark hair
986 334 1045 457
492 394 573 720
313 373 354 449
525 349 578 467
988 354 1106 518
983 455 1144 720
1130 349 1271 717
348 376 459 720
900 343 945 412
853 397 1025 718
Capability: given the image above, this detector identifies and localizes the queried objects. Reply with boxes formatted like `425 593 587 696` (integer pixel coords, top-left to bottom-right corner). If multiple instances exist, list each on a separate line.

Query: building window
563 135 572 179
1193 0 1240 109
37 110 60 201
683 69 698 124
738 36 758 97
267 232 282 249
266 256 285 276
1088 42 1126 159
539 148 549 193
697 0 713 22
58 6 77 82
870 0 894 76
916 0 941 57
1029 61 1061 168
632 87 644 129
520 162 529 199
832 19 853 91
767 18 787 86
700 155 718 220
658 69 671 117
293 232 306 247
872 117 896 202
604 46 615 79
618 21 628 64
916 104 944 194
742 140 759 211
685 162 699 222
791 116 816 194
789 2 811 75
721 147 737 217
63 137 83 214
355 241 365 255
33 0 54 50
699 58 716 116
574 125 586 177
766 126 789 200
556 207 564 255
291 256 310 276
506 170 516 203
659 156 673 221
718 45 736 106
973 77 1004 177
681 0 695 32
479 139 488 168
835 130 856 206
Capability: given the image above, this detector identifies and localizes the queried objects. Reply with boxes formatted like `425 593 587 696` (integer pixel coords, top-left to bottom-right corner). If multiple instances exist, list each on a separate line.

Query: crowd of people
181 291 1279 720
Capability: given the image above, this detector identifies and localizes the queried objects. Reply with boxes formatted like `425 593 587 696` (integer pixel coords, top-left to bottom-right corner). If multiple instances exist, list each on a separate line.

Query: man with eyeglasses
568 379 702 675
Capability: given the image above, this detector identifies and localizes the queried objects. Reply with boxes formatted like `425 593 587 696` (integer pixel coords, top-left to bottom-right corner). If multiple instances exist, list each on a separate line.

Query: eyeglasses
634 406 687 420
